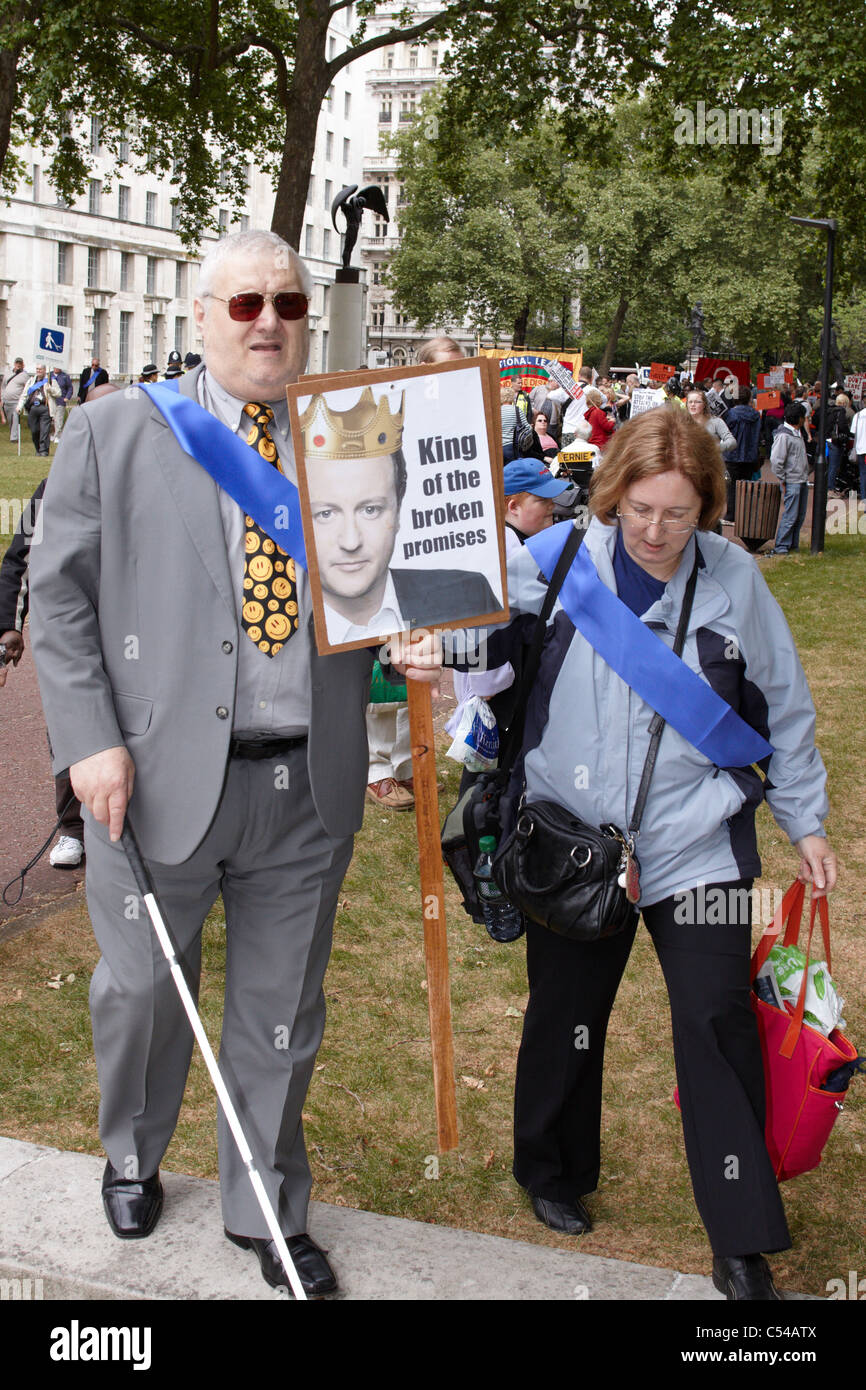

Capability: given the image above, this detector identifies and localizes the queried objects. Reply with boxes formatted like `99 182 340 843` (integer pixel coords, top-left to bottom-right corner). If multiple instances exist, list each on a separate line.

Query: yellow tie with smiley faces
241 402 299 656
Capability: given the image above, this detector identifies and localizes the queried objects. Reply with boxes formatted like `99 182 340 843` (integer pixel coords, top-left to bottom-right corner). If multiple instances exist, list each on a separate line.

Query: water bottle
474 836 524 943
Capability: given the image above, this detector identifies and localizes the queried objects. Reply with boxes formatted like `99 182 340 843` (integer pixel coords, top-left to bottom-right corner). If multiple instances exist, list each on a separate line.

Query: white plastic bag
445 696 499 772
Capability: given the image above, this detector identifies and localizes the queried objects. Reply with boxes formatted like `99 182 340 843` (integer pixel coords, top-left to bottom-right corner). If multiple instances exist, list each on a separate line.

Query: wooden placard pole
406 672 459 1153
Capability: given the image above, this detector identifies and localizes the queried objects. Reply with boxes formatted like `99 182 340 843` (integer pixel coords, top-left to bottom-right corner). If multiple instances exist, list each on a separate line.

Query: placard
630 387 667 416
756 390 781 411
287 357 508 654
649 362 676 383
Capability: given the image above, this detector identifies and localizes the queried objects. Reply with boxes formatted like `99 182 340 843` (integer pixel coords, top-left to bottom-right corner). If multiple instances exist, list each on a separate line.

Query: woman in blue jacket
492 406 836 1300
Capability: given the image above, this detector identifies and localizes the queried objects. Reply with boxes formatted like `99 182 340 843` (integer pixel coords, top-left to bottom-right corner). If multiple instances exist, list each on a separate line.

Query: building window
174 316 187 353
328 36 336 59
379 95 392 123
119 134 130 162
322 229 331 259
244 164 252 192
88 179 102 214
372 262 382 285
57 242 71 284
325 85 334 110
32 165 40 201
324 178 332 210
118 185 130 220
373 217 388 238
325 131 333 161
218 157 229 191
409 46 419 69
170 199 179 231
119 311 132 375
120 251 133 291
322 330 328 371
397 183 406 206
87 247 99 288
146 256 157 295
322 285 330 316
395 311 409 327
344 92 351 119
146 191 157 226
92 308 105 359
218 209 229 237
385 47 395 69
57 306 71 328
304 224 314 257
307 175 314 206
90 116 101 154
175 261 187 298
239 215 250 232
372 307 385 329
343 137 350 166
399 94 416 122
430 46 439 68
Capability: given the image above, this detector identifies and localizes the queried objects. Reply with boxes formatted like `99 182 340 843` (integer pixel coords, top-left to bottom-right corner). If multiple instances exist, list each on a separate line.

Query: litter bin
734 479 781 553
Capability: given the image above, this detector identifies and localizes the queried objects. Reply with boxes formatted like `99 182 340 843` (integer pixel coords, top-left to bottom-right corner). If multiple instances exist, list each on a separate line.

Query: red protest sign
649 362 676 382
756 390 781 411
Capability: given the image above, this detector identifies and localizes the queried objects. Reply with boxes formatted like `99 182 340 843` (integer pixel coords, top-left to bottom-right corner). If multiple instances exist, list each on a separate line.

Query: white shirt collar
323 569 408 646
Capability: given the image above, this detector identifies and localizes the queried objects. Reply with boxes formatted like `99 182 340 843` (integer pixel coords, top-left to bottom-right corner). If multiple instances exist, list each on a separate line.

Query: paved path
0 1137 817 1302
0 650 84 934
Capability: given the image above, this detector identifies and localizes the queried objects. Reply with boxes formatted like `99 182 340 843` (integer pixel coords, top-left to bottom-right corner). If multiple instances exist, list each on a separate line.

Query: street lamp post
788 215 837 555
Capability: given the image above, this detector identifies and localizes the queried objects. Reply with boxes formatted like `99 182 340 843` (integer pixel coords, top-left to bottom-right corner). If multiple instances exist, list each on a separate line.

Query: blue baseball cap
503 459 572 498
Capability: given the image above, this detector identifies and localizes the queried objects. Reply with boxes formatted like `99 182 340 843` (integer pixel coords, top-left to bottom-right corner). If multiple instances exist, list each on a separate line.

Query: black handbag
492 546 700 942
440 523 585 924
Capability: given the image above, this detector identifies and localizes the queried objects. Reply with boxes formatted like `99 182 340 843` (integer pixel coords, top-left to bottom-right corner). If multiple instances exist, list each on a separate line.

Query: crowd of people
0 255 845 1301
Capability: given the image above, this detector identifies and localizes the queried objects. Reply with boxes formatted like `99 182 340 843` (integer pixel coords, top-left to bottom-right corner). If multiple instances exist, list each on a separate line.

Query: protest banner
844 373 865 401
695 357 751 386
630 387 667 416
481 348 583 394
756 389 781 411
288 356 509 1150
648 361 676 384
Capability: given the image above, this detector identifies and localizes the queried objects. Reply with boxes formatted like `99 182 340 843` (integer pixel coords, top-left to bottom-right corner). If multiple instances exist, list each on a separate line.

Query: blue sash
83 370 101 393
527 522 773 768
139 380 307 569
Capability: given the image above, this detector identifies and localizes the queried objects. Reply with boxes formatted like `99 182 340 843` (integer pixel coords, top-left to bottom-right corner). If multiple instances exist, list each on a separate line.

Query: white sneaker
49 835 84 868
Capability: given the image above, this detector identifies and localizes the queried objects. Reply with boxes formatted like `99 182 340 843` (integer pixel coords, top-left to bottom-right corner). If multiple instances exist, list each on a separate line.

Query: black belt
229 735 307 761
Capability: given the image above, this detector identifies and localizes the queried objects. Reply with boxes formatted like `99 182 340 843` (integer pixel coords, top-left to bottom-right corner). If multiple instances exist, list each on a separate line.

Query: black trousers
512 879 791 1257
28 403 51 455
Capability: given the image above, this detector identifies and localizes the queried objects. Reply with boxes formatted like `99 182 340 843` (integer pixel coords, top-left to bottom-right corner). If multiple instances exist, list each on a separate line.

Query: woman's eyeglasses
209 291 309 322
616 508 697 534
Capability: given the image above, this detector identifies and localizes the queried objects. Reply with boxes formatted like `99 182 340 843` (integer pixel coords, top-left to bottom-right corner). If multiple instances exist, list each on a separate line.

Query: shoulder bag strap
498 523 584 771
628 543 700 839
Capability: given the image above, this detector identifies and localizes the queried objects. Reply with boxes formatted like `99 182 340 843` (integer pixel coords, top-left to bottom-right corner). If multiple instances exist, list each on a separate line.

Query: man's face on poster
310 454 400 621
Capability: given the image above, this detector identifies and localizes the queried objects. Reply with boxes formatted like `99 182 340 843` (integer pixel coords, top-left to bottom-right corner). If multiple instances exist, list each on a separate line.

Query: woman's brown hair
589 406 727 531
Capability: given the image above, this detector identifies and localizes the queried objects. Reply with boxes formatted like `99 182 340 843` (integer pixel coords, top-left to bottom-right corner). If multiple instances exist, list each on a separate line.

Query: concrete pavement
0 1137 814 1302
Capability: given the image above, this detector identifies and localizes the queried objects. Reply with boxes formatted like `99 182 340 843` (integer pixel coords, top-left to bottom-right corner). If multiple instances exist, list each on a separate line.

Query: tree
0 0 670 251
385 108 583 341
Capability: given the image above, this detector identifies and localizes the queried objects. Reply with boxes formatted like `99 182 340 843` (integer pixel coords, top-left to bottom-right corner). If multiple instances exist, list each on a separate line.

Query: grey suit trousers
85 744 353 1237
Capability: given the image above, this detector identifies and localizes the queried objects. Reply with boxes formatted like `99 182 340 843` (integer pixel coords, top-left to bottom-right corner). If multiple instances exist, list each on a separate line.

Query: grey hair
196 229 314 300
417 335 464 364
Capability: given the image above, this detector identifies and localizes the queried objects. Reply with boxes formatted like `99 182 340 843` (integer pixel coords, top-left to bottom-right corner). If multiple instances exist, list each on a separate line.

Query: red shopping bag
675 882 856 1180
750 881 857 1180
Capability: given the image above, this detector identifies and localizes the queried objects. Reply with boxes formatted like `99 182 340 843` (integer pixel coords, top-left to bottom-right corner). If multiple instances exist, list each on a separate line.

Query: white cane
120 821 307 1301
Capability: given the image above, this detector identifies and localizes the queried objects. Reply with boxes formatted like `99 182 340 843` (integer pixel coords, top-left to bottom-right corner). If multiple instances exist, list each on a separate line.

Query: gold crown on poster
299 386 405 460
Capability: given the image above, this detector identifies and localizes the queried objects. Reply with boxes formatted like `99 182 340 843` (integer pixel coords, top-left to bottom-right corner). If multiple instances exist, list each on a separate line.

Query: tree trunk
270 2 332 248
598 295 629 376
0 6 29 182
512 301 531 346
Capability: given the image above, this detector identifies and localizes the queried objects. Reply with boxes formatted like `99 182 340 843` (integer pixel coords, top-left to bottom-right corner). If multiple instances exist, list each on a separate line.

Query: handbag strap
498 523 585 771
628 543 700 839
780 895 831 1059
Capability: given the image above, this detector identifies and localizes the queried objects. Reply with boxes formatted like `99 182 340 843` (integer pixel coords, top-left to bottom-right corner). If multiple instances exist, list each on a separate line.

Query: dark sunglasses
211 291 309 322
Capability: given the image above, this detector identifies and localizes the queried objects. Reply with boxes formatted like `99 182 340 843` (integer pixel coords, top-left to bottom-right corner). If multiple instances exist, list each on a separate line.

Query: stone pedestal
327 271 365 373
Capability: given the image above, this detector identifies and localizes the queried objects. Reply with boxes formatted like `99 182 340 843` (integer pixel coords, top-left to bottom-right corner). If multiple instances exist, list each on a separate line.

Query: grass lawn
1 428 864 1297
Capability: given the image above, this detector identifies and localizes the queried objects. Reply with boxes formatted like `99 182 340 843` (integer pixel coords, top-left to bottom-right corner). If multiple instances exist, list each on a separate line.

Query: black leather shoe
530 1194 593 1235
225 1229 338 1297
712 1254 781 1300
101 1161 163 1239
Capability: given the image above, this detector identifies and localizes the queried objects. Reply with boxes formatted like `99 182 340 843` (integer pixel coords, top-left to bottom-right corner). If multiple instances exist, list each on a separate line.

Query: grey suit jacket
29 366 374 863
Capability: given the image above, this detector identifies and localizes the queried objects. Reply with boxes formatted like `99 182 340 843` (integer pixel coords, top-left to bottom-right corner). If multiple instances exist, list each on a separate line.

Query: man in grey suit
28 230 424 1297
